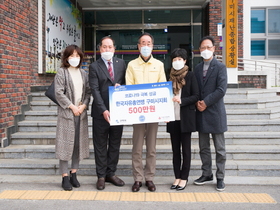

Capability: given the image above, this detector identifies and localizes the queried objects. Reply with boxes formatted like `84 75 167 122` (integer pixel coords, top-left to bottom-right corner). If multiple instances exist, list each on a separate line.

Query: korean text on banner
109 81 175 125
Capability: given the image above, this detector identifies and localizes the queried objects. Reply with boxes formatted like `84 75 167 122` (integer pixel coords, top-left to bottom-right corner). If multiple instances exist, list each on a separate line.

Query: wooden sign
226 0 238 68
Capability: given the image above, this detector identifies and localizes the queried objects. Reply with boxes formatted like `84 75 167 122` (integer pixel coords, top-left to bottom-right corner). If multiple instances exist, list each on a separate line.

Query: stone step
225 88 279 99
20 119 280 133
10 131 280 145
2 89 279 180
34 89 280 100
32 90 280 114
227 119 280 132
225 97 280 109
226 108 280 120
30 93 94 102
16 117 280 133
24 107 280 121
31 97 280 111
0 158 279 177
16 121 168 132
1 145 280 161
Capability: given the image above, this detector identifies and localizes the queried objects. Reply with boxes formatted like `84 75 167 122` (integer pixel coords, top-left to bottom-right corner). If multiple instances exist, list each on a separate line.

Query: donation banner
109 81 175 126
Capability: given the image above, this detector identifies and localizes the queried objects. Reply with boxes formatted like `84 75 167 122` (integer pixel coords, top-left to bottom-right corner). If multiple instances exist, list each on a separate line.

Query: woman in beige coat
54 45 91 191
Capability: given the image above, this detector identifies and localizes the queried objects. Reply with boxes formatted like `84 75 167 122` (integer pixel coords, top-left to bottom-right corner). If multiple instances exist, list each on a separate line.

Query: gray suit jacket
194 57 227 133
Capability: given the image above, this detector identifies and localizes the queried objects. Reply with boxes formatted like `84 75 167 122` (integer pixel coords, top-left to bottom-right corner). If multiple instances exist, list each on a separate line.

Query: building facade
0 0 279 142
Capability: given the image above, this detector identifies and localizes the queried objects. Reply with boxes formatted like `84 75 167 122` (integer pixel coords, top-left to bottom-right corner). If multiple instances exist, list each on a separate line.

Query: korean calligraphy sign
226 0 238 68
45 0 82 73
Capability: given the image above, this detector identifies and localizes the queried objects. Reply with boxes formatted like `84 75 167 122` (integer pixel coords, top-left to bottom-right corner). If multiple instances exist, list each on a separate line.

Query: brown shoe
145 181 156 192
96 177 105 190
132 181 142 192
105 175 125 186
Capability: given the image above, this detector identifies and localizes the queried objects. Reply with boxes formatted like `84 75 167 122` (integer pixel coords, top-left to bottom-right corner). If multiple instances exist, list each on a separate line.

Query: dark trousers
170 121 192 181
93 118 123 178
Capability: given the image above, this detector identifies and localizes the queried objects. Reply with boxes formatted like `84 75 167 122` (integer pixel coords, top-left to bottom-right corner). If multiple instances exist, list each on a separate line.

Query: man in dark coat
193 36 227 191
89 36 126 190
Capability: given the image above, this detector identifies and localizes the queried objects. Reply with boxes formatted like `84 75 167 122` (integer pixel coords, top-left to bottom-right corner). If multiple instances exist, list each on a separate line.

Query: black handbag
45 69 66 106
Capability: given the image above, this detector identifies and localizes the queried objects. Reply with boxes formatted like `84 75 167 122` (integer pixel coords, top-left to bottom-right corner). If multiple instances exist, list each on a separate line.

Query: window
268 40 280 56
251 10 265 33
251 40 265 56
268 9 280 33
251 8 280 58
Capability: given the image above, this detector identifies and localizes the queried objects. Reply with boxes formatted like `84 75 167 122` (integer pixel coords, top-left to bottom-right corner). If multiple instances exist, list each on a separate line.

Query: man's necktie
108 61 114 81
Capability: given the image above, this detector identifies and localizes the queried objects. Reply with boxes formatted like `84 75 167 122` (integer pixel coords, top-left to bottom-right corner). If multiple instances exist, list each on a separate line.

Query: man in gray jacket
193 36 227 191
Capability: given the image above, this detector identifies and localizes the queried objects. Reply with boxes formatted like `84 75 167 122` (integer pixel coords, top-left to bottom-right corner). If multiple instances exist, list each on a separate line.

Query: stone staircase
1 88 280 180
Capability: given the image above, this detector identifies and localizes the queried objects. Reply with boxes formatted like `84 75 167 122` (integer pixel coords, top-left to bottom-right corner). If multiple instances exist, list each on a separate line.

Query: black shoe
176 180 187 191
145 181 156 192
170 185 178 190
70 171 80 188
62 176 72 191
96 178 105 190
132 181 142 192
105 175 125 186
216 179 225 191
176 184 187 191
194 174 213 185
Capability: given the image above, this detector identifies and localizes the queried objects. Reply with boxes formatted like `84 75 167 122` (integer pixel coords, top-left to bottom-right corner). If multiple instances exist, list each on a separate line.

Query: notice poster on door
109 82 175 125
45 0 82 73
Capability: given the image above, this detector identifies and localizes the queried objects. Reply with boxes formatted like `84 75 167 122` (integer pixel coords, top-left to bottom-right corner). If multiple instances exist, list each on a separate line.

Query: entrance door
84 9 203 75
96 27 191 76
167 26 193 71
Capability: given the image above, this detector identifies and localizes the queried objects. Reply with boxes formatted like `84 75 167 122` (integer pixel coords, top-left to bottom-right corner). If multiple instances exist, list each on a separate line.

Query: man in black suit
89 36 126 190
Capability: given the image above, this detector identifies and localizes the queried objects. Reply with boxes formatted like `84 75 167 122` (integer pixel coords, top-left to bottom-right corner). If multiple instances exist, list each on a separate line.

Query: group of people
54 33 227 193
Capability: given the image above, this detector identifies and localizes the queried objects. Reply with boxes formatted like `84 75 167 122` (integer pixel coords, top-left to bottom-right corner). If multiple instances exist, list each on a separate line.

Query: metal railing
216 55 280 87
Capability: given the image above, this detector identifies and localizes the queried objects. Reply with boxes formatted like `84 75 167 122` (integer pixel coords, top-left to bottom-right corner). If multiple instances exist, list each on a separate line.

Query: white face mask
172 60 185 70
140 46 152 57
68 57 80 67
101 51 114 61
200 49 213 60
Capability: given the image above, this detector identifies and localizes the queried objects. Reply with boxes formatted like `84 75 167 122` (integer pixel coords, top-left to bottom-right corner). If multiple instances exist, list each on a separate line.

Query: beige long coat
54 67 91 161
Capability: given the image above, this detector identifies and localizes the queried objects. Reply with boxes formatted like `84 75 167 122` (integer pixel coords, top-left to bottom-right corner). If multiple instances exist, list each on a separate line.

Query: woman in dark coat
167 48 199 190
55 45 91 191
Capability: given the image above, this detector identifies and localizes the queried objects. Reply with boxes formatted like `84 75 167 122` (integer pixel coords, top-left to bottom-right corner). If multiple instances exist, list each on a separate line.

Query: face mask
140 46 152 57
68 58 80 67
172 60 185 70
101 51 114 61
200 49 213 60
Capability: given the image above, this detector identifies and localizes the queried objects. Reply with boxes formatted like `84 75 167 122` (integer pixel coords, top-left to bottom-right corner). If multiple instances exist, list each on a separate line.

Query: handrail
216 55 280 87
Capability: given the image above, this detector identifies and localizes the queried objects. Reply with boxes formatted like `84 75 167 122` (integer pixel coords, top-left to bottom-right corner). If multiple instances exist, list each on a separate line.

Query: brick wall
238 76 266 88
0 0 53 140
209 0 243 58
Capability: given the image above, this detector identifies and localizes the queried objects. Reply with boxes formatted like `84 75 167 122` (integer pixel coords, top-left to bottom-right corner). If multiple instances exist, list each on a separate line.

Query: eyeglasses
199 46 214 50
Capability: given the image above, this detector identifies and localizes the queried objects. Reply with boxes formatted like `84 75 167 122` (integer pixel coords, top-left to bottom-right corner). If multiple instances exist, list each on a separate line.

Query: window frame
251 7 280 59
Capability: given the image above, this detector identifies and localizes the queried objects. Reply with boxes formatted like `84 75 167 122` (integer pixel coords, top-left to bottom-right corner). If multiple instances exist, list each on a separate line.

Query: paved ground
0 175 279 210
